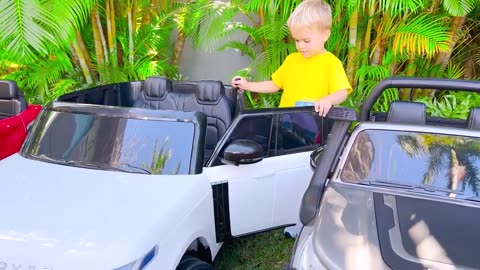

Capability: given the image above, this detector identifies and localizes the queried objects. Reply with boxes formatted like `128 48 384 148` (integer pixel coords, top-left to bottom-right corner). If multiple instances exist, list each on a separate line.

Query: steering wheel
359 77 480 121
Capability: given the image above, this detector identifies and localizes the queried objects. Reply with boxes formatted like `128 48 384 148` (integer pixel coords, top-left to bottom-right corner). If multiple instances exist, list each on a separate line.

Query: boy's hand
314 98 333 117
231 76 248 92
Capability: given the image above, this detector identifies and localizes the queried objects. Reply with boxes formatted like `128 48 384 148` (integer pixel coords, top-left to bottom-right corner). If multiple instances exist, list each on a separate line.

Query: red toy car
0 80 41 160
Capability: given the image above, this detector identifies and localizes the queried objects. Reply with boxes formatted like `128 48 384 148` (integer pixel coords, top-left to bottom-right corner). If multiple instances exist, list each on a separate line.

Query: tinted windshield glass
23 110 194 175
341 129 480 199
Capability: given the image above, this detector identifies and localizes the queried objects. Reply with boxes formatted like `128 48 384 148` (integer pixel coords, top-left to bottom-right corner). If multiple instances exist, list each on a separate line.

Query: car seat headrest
144 77 173 100
386 101 426 125
0 80 19 99
467 107 480 130
196 80 225 105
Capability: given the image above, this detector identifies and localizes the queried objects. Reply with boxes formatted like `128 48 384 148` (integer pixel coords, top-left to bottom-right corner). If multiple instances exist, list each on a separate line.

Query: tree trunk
357 0 375 88
464 52 475 79
363 2 375 66
404 57 418 100
429 0 440 12
346 8 358 85
106 0 117 65
127 1 135 65
71 40 93 85
91 7 105 73
94 8 109 63
448 149 466 198
171 30 186 66
371 39 386 66
434 16 466 72
141 0 163 25
353 32 362 90
74 27 94 68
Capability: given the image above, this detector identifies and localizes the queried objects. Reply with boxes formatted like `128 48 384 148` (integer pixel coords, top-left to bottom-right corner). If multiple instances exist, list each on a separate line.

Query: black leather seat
0 80 27 120
466 107 480 130
386 101 426 125
183 81 233 159
133 77 234 161
133 77 176 110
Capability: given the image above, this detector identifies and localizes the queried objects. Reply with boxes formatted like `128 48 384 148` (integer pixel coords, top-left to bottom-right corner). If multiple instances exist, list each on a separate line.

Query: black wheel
176 256 214 270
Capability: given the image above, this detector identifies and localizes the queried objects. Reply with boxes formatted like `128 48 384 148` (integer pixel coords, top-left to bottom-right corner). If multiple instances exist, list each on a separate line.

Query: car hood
0 154 210 269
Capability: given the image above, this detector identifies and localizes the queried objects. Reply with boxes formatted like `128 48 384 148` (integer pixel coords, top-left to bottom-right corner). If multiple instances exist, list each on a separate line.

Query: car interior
58 76 243 163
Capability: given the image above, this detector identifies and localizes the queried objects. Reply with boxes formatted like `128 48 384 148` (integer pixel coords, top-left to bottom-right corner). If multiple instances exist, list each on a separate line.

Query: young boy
232 0 352 238
231 0 352 117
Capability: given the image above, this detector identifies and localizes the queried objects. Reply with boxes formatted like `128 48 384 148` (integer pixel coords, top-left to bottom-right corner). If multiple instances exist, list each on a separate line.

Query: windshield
340 129 480 199
23 109 195 175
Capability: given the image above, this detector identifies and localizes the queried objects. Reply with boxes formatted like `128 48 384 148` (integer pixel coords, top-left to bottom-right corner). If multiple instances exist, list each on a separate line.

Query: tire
176 256 214 270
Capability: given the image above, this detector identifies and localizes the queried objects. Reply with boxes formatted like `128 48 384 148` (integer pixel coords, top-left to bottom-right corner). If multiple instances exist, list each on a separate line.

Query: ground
213 229 295 270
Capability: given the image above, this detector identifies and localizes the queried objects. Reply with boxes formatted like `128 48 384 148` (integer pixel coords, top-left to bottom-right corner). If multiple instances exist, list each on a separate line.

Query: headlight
291 225 326 270
114 246 157 270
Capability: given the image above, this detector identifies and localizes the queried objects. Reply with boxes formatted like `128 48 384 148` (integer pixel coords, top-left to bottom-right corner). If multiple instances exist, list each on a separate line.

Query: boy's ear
323 29 331 42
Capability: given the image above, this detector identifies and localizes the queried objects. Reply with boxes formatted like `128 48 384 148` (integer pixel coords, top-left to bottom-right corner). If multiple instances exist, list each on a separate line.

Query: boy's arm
232 77 280 93
314 89 348 117
323 89 348 105
246 81 280 93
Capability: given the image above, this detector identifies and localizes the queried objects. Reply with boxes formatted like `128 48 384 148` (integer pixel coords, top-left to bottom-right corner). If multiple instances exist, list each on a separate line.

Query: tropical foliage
0 0 216 103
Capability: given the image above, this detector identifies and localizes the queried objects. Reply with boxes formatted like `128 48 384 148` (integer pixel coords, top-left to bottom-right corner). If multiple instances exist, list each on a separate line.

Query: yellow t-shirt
271 52 352 107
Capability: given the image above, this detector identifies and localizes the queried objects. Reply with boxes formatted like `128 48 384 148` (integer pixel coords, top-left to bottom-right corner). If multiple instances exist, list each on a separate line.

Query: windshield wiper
33 156 152 174
66 161 152 174
465 196 480 202
117 163 152 174
358 180 464 195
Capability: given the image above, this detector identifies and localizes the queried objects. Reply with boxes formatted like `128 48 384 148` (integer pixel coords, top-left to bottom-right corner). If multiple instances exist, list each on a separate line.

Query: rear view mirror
221 139 263 166
310 146 324 170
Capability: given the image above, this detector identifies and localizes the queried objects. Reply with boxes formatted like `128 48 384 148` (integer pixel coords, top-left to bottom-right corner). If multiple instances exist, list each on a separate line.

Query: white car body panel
205 151 312 236
0 154 217 270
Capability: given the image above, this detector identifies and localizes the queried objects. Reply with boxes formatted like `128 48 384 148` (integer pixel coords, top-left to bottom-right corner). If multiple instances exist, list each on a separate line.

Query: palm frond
44 79 80 104
392 14 451 57
189 1 240 51
444 62 465 79
252 42 295 81
423 145 450 185
273 0 302 20
255 20 290 42
378 0 425 15
218 41 256 60
442 0 479 16
356 64 390 81
397 134 425 158
46 0 95 39
0 0 59 60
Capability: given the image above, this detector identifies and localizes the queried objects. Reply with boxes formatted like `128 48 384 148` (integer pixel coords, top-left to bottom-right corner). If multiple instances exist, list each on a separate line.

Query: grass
213 229 295 270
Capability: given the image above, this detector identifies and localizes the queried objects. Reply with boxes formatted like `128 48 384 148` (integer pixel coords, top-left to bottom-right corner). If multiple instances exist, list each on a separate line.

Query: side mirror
221 139 263 166
310 146 324 170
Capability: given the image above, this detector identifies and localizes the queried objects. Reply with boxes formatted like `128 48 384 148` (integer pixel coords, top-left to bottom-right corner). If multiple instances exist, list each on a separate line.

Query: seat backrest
466 107 480 130
386 101 426 125
0 80 26 120
133 77 176 110
183 80 233 159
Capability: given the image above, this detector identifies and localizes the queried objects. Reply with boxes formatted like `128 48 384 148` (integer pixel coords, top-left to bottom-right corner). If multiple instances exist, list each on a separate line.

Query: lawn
213 229 295 270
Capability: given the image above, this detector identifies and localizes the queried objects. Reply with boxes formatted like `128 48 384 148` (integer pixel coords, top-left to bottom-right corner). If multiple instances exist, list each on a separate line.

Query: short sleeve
329 60 352 95
271 55 291 89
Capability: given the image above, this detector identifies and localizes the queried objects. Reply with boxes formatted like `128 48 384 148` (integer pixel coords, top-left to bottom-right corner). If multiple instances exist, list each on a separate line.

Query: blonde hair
287 0 332 31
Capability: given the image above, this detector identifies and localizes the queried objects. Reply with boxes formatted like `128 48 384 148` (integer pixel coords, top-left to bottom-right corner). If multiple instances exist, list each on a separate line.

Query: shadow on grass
213 229 295 270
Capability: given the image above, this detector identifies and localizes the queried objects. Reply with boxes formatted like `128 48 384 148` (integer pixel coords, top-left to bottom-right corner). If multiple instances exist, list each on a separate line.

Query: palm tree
397 133 480 197
0 0 213 103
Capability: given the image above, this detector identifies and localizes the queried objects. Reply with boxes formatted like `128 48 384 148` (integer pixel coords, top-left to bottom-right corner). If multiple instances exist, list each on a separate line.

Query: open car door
205 107 331 239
